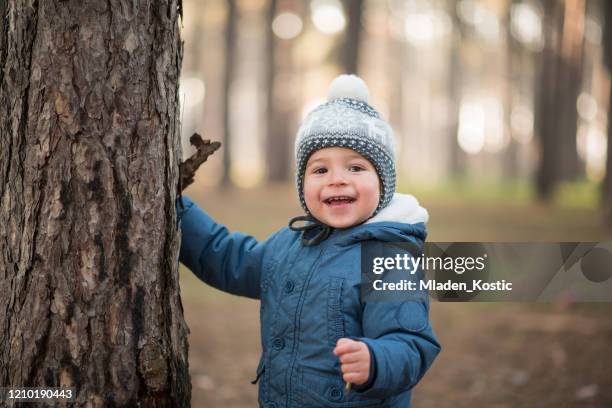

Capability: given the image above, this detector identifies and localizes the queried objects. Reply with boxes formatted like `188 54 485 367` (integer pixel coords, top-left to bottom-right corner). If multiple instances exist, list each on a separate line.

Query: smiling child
178 74 440 407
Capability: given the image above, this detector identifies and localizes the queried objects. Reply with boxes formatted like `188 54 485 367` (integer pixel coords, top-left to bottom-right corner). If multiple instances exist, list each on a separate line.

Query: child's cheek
303 178 319 212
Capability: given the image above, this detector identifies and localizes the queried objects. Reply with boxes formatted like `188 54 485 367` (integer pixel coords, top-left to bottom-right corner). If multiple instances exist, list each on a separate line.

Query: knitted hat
295 74 396 217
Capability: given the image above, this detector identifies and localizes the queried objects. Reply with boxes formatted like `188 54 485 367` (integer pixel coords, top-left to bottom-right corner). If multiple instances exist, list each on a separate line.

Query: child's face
304 147 380 229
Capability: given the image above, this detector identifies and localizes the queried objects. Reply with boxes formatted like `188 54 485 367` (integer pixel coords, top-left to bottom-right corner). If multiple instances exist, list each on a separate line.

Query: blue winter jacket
178 194 441 407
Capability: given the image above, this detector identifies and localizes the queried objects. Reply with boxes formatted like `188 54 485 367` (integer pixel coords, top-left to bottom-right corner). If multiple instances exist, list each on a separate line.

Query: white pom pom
327 74 369 103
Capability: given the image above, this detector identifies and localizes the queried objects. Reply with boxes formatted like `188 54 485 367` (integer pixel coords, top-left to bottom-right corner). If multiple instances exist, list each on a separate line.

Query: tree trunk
340 0 363 74
535 0 563 200
264 0 294 183
502 0 519 179
556 0 585 181
221 0 237 187
535 0 586 199
0 1 190 406
602 0 612 223
605 84 612 223
448 2 466 176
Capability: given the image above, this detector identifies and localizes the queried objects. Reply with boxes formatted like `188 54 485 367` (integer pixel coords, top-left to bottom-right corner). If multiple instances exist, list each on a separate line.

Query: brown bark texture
0 0 191 406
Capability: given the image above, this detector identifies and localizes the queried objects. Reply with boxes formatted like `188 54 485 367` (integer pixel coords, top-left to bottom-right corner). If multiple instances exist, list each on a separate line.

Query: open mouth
323 196 356 206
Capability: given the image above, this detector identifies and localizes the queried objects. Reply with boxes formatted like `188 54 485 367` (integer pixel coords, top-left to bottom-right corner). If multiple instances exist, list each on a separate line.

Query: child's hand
333 338 370 385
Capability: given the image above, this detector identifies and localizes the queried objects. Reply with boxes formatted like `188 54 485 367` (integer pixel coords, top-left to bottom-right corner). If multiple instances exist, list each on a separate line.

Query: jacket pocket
327 276 345 347
296 365 384 408
395 300 428 333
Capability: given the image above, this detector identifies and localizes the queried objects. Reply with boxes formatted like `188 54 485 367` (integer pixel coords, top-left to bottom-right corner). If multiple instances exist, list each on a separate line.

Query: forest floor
180 183 612 408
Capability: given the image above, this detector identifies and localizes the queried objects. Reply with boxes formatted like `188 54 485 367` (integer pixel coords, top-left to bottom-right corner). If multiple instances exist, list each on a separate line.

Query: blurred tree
340 0 364 74
389 6 405 177
264 0 298 182
602 0 612 222
221 0 238 187
0 1 190 405
535 0 585 200
448 0 467 176
534 0 562 200
503 0 520 178
557 0 585 181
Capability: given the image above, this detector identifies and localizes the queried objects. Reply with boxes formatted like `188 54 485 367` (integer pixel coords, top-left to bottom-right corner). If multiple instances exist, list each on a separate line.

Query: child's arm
347 246 441 399
354 300 440 398
178 196 267 299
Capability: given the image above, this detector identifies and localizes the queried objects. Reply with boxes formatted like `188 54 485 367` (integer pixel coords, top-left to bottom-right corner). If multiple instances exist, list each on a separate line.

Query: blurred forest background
177 0 612 407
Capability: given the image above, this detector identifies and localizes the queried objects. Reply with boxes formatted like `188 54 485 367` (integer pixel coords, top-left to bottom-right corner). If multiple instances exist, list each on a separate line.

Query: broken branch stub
179 133 221 191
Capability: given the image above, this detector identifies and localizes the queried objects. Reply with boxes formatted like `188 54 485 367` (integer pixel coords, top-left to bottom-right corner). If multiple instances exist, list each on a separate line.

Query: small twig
179 133 221 192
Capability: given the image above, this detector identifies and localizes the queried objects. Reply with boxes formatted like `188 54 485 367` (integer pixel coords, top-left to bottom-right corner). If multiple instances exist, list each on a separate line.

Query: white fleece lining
365 193 429 225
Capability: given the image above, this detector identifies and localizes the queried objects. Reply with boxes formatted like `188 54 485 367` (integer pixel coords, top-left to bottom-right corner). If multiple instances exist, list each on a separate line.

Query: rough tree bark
0 0 190 406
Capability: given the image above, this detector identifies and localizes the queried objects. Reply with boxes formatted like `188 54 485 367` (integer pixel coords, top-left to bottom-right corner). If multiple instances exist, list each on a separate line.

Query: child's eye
313 167 327 174
349 165 365 172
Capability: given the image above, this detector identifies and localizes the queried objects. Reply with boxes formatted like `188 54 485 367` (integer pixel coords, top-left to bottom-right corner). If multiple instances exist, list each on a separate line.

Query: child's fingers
333 338 361 356
340 361 367 374
338 351 363 364
342 372 367 385
337 338 353 346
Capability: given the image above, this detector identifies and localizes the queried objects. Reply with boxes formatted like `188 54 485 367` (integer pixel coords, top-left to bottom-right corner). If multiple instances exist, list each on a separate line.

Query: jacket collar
366 193 429 225
290 193 429 246
332 193 429 246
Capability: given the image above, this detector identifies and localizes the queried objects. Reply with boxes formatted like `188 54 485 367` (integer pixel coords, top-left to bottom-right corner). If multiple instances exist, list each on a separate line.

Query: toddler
179 75 440 407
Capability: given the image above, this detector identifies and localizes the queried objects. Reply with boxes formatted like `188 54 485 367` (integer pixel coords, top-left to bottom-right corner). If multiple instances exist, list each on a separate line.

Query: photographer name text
372 279 513 292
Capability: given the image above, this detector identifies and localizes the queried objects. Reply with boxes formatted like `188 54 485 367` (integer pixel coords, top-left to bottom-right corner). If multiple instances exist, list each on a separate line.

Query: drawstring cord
288 215 333 246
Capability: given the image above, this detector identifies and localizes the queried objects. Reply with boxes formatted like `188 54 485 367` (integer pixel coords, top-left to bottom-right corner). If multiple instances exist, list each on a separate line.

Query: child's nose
328 169 348 185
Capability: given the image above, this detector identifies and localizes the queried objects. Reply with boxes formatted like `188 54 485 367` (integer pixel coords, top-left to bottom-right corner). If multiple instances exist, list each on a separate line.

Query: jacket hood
335 193 428 246
366 193 429 225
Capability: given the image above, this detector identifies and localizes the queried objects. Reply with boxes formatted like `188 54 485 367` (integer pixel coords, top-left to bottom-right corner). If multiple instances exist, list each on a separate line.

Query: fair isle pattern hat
295 74 396 217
